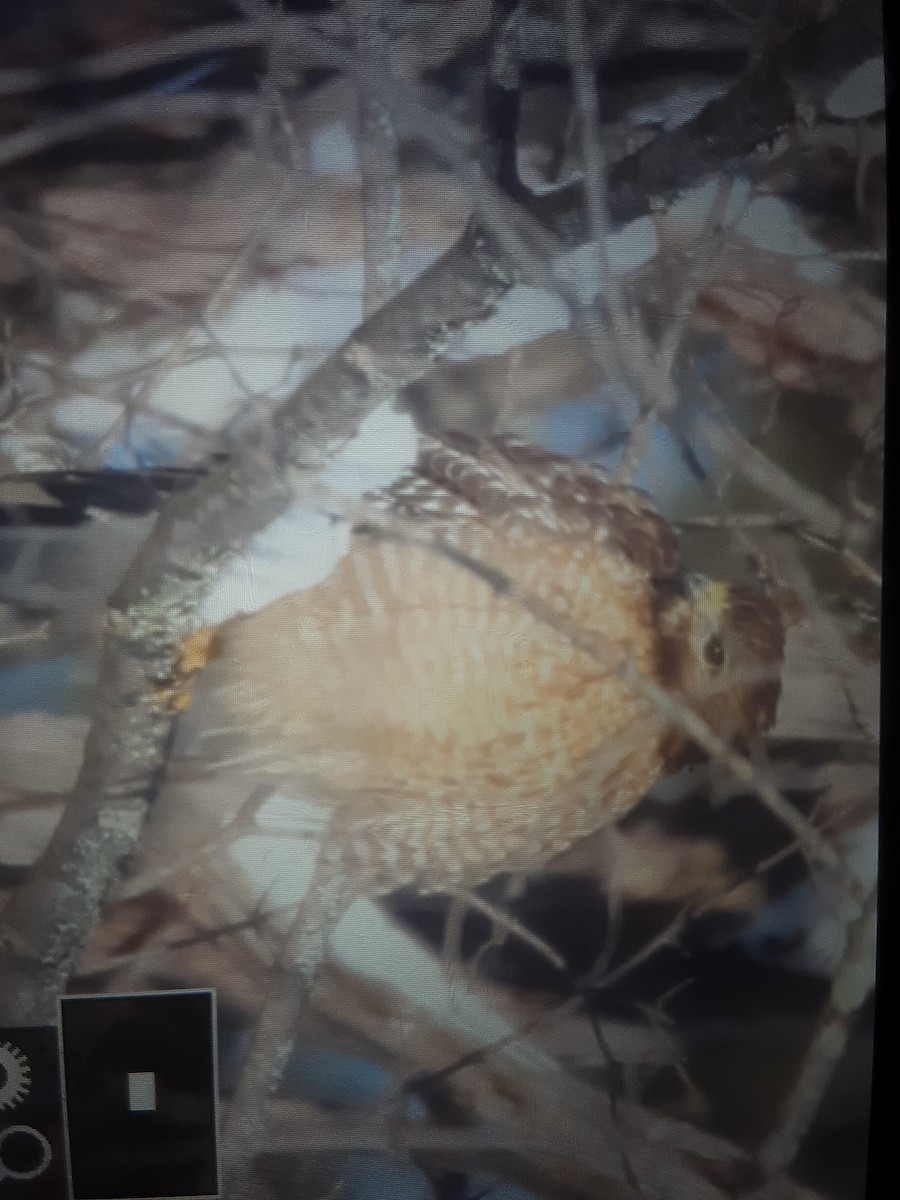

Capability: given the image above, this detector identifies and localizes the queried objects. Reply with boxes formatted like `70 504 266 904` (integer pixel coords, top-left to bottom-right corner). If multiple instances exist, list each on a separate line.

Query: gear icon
0 1042 31 1111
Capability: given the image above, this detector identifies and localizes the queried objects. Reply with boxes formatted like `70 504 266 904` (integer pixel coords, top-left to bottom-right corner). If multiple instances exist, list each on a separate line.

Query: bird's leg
221 858 350 1198
151 626 220 713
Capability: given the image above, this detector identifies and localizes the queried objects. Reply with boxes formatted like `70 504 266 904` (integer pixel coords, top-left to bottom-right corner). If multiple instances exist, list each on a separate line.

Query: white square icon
127 1072 156 1113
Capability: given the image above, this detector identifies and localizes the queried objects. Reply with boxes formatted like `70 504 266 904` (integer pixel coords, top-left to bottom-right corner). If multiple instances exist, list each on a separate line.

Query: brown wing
369 432 680 580
202 434 678 890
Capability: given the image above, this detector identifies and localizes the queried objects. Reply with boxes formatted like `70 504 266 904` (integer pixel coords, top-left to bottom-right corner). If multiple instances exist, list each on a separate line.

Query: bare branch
755 885 876 1180
349 0 404 316
0 92 258 170
0 224 515 1025
688 394 877 556
563 0 635 347
534 0 884 237
344 504 846 881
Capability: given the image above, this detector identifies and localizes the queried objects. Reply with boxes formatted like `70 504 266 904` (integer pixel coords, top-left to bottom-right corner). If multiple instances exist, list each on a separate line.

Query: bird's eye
703 633 725 668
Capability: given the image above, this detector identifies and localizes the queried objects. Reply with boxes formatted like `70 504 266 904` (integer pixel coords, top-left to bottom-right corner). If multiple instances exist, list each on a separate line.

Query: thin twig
563 0 635 350
656 176 743 381
0 224 516 1026
0 20 308 98
688 391 876 555
350 1 404 318
221 860 349 1199
446 888 568 974
754 886 876 1180
767 541 879 743
614 173 742 483
591 907 691 990
0 92 257 169
344 502 846 881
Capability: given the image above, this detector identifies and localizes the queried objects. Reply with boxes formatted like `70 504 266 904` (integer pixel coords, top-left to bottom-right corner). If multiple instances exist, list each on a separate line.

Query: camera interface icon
0 1124 53 1184
0 1028 66 1198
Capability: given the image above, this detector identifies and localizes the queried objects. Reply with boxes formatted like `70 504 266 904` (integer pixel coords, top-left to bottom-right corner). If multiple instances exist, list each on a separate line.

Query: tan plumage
204 432 785 895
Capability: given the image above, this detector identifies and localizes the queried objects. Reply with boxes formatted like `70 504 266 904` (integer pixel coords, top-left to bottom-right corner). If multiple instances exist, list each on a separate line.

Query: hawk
0 427 789 1195
0 429 785 904
192 430 786 899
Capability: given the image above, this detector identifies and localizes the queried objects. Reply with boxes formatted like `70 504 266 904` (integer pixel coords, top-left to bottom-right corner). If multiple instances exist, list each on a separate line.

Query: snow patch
554 216 660 304
310 120 359 178
200 403 417 623
447 286 569 359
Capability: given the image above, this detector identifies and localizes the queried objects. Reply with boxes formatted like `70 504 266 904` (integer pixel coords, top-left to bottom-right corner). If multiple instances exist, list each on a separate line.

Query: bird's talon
152 628 220 712
178 626 220 674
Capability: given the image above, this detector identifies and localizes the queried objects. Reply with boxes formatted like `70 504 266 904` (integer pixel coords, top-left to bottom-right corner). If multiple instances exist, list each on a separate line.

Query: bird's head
657 575 786 765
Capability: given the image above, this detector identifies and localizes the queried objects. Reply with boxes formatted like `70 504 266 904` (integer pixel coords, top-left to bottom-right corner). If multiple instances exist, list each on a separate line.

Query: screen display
0 3 881 1199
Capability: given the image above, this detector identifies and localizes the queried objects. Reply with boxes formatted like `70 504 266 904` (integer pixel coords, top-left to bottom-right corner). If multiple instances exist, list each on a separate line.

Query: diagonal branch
0 223 514 1025
533 0 883 239
755 884 877 1182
